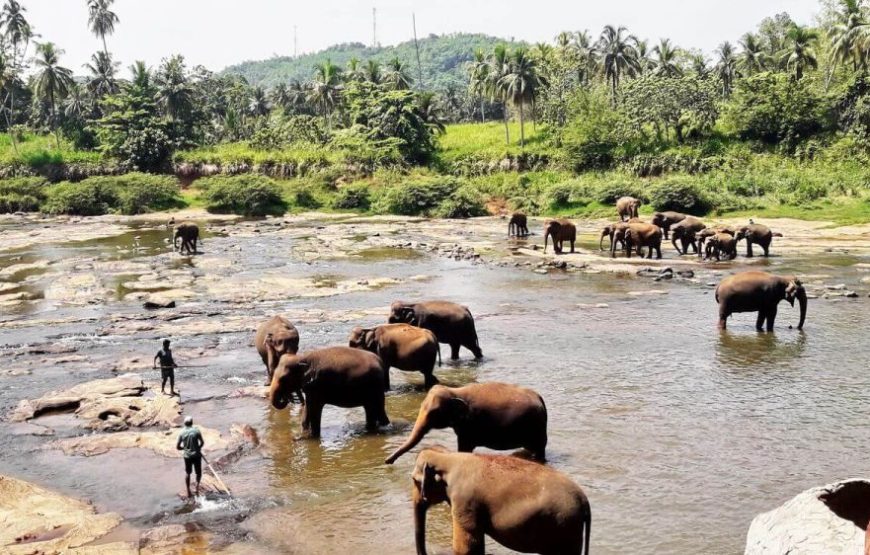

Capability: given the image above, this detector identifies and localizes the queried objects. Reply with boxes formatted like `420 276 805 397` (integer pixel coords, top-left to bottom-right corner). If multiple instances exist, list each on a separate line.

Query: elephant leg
762 243 770 257
465 336 483 359
746 242 754 257
422 370 439 389
364 403 379 431
450 343 460 360
766 306 778 332
308 402 323 438
569 239 575 253
755 311 765 331
690 239 698 254
718 310 729 330
656 245 662 259
300 403 312 437
452 517 485 555
456 434 476 453
646 245 653 259
382 366 391 392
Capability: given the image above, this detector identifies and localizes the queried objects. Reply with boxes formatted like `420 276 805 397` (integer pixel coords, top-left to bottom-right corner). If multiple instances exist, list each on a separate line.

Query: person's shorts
161 367 174 379
184 454 202 476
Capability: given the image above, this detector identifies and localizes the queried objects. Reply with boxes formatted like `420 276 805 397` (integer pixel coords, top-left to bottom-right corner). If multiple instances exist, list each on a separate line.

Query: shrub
648 178 715 215
0 177 50 201
434 188 487 218
373 176 460 216
0 193 40 212
288 185 321 209
333 184 371 210
196 175 286 216
593 180 645 204
43 180 117 216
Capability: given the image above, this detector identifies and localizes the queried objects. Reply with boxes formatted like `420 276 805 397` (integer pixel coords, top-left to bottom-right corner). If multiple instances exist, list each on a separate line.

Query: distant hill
221 33 524 91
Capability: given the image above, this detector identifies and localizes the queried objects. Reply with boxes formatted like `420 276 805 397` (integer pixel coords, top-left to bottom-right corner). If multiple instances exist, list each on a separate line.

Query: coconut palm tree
738 33 768 75
346 57 365 82
249 86 270 118
63 82 91 121
87 0 119 56
270 83 290 112
715 41 740 96
691 53 711 78
32 42 75 149
571 31 598 85
364 60 382 84
384 56 413 90
84 50 119 99
653 38 683 77
416 91 446 135
499 47 548 147
467 48 488 122
1 0 32 154
307 59 342 129
635 39 656 75
555 31 572 49
781 24 819 81
486 43 511 144
155 55 195 121
597 25 641 106
828 0 870 72
129 60 153 92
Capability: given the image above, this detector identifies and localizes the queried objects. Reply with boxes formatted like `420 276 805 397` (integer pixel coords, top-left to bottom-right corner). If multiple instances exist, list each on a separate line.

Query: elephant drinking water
715 271 807 331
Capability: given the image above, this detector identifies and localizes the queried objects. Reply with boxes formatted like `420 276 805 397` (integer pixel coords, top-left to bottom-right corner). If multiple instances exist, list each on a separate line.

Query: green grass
0 133 103 166
437 122 550 164
175 141 342 167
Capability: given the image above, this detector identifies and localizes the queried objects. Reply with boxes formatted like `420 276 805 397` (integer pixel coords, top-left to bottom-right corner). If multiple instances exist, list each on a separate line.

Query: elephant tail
772 231 783 237
436 343 442 367
581 497 591 555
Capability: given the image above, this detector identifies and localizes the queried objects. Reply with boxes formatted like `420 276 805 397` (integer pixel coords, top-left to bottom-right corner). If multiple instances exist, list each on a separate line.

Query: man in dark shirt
153 339 178 395
176 416 205 498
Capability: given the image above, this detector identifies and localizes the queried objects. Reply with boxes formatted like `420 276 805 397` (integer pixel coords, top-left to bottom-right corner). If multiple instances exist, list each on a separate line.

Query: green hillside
222 33 524 90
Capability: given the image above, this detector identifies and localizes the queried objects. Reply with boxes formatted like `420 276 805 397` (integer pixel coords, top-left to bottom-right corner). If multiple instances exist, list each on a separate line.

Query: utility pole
413 13 424 89
372 7 377 48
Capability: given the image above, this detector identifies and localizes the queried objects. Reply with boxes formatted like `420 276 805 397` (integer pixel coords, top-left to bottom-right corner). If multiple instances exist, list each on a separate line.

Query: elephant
269 346 389 438
670 216 706 254
411 447 591 555
616 196 641 221
255 316 301 386
735 223 782 257
599 221 630 251
696 227 735 254
704 232 738 261
651 211 688 239
508 212 529 236
384 382 548 464
614 222 662 259
173 222 200 255
543 218 576 254
389 300 483 360
348 324 441 389
715 271 807 331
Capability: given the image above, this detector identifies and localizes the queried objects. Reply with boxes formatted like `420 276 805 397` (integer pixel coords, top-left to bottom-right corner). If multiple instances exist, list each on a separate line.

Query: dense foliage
42 173 180 215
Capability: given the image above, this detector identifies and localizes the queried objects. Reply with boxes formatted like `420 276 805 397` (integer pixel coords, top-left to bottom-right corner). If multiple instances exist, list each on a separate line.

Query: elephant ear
364 329 378 352
401 307 416 324
265 332 275 348
296 361 315 388
445 397 470 425
420 462 443 502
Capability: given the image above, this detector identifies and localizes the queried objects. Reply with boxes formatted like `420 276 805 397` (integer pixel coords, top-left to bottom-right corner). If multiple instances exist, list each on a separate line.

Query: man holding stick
153 339 178 396
176 416 204 499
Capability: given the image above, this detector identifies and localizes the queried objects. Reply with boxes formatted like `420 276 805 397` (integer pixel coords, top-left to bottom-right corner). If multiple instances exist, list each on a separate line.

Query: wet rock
628 290 668 297
10 374 146 422
826 283 847 290
231 385 269 399
143 300 176 309
676 270 695 278
140 524 212 554
77 393 181 430
52 426 228 458
745 479 870 555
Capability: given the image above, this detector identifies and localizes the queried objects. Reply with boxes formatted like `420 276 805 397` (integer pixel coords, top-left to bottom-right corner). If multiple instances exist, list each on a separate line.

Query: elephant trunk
269 375 289 410
599 231 607 251
413 487 429 555
543 229 550 253
385 413 430 464
671 233 681 254
796 288 807 330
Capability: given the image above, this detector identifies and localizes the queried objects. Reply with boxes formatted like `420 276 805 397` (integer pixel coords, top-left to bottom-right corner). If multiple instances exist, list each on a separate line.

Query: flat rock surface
10 374 147 422
52 426 228 458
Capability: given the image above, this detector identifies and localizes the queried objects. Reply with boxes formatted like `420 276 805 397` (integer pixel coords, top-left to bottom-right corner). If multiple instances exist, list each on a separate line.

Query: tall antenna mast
412 13 424 89
372 7 377 48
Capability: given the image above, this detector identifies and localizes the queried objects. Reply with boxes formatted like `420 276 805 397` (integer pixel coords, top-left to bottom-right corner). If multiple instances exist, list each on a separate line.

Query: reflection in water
716 330 808 369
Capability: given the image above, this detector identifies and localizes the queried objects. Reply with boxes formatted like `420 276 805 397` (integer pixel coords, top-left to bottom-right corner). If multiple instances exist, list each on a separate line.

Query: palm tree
635 39 655 74
129 60 153 92
653 38 682 77
84 50 119 99
63 82 91 121
499 47 548 147
384 56 413 90
715 42 740 96
87 0 119 56
346 57 365 82
307 59 342 129
738 33 768 75
828 0 870 73
781 24 819 81
691 54 711 78
486 43 511 144
287 80 308 114
467 48 488 122
364 60 382 84
555 31 572 49
155 55 195 121
1 0 32 154
597 25 641 106
270 83 290 111
416 91 446 134
32 42 75 148
249 86 270 117
571 31 598 85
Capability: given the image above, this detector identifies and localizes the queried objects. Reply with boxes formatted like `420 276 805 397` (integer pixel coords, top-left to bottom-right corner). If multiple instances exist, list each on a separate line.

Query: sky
23 0 822 74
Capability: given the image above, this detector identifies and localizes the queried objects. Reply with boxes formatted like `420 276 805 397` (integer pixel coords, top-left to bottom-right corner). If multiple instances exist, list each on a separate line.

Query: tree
690 53 711 78
827 0 869 73
1 0 31 154
635 39 656 75
155 55 195 121
499 46 548 146
249 86 270 117
597 25 640 106
270 83 290 111
416 91 447 134
653 38 683 77
622 75 718 142
781 24 819 81
32 42 75 148
384 56 413 90
84 51 119 100
87 0 119 56
307 59 342 129
758 12 795 69
486 44 512 143
715 41 740 96
364 60 382 84
467 48 488 122
738 33 768 75
570 31 598 85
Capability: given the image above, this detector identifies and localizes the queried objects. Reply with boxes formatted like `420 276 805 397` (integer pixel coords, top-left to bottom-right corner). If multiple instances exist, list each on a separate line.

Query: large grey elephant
543 218 576 254
616 196 641 221
715 271 807 331
348 323 441 389
254 316 300 385
388 300 483 360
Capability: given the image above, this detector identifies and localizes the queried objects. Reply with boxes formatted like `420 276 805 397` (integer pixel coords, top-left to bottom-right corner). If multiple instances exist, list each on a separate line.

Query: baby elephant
173 222 200 255
508 212 529 236
704 232 738 261
543 218 576 254
385 382 547 464
348 324 441 389
412 447 591 555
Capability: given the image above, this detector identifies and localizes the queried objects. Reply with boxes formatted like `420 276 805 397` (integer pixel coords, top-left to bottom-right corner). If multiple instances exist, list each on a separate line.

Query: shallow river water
1 214 868 554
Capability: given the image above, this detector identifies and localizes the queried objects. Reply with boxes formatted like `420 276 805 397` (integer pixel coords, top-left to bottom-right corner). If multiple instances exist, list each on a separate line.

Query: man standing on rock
153 339 178 396
176 416 204 499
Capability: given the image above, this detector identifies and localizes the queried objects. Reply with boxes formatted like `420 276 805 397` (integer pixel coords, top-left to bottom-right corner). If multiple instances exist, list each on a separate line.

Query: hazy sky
24 0 821 74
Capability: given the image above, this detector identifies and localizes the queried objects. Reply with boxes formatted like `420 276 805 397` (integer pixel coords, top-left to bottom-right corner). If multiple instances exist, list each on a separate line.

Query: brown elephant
651 211 687 239
173 222 200 255
411 447 591 555
269 346 389 438
385 382 547 464
715 271 807 331
616 196 641 221
508 212 529 236
670 217 706 254
255 316 300 386
735 223 782 257
599 221 629 251
389 301 483 360
865 523 870 555
543 218 576 254
615 222 662 259
697 227 735 254
704 232 738 261
348 324 441 389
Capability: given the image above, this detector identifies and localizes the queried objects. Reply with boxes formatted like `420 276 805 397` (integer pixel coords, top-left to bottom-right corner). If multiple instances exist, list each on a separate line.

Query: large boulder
745 479 870 554
10 374 146 422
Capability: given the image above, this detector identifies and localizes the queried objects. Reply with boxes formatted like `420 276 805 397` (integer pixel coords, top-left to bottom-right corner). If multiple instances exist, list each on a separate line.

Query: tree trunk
51 91 61 150
519 102 525 148
102 35 108 57
480 99 485 123
502 103 510 145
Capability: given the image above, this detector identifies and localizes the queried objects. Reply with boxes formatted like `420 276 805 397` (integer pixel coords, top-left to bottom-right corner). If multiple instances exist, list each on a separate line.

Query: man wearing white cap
176 416 204 498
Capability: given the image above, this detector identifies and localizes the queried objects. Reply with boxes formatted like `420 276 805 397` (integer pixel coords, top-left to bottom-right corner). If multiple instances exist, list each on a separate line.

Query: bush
333 184 371 210
434 188 487 218
648 178 715 215
0 193 40 212
373 176 460 216
43 180 117 215
41 173 181 215
593 180 645 204
196 175 286 216
0 177 50 201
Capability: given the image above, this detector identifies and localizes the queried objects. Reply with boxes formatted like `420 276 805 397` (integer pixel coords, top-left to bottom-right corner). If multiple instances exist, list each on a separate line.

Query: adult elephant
411 447 591 555
348 324 441 389
715 271 807 331
670 216 706 254
735 223 782 257
651 211 687 239
389 300 483 360
599 221 629 251
616 196 641 221
543 218 576 254
269 346 389 439
384 382 547 464
255 316 300 385
508 212 529 236
173 222 200 255
615 222 662 259
704 232 738 261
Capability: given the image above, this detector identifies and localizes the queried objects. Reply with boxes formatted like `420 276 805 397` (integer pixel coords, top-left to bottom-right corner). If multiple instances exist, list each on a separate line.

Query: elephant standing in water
736 223 782 257
543 218 576 254
715 271 807 331
616 196 641 221
651 211 688 239
255 316 301 396
389 300 483 360
599 221 630 251
385 382 548 464
508 212 529 236
173 222 200 255
697 227 735 254
411 447 591 555
670 217 706 254
616 222 662 259
269 346 389 439
704 232 738 261
348 324 441 389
